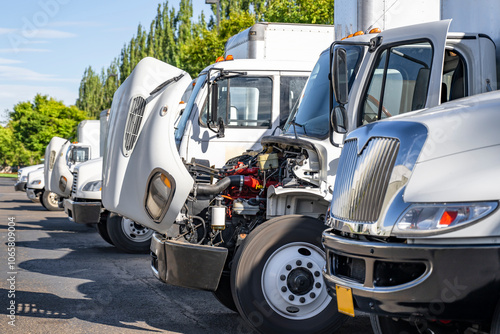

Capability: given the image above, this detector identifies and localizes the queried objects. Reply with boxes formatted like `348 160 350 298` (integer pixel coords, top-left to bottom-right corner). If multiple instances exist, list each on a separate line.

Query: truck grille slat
71 171 78 196
123 96 146 155
332 137 399 222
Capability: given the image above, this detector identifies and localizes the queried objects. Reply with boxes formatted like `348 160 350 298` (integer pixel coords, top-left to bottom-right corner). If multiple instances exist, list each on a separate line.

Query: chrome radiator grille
331 137 400 222
123 96 146 155
71 171 78 196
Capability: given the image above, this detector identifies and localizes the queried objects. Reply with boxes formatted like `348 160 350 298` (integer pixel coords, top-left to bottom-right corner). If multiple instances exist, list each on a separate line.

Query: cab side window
200 76 273 128
441 49 467 103
280 76 308 127
361 42 433 125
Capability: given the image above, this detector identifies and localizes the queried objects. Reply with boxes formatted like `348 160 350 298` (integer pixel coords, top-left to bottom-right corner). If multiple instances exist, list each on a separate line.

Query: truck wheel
95 221 114 246
212 272 237 312
231 215 347 334
41 191 63 211
106 213 153 253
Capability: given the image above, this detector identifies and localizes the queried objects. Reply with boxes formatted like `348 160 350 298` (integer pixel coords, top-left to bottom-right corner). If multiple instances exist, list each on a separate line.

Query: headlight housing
82 180 102 192
393 202 498 235
30 179 42 185
59 176 67 192
145 170 175 222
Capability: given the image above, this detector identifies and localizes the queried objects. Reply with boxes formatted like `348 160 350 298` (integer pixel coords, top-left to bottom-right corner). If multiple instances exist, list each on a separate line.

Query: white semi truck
321 1 500 333
99 23 334 253
44 120 100 201
14 164 43 192
24 166 63 210
103 4 500 332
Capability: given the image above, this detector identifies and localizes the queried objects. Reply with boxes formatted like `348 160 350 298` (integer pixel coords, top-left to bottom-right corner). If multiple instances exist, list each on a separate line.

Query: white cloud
0 65 79 83
0 27 76 38
0 58 22 65
0 28 16 34
48 21 102 28
0 48 50 53
29 29 76 39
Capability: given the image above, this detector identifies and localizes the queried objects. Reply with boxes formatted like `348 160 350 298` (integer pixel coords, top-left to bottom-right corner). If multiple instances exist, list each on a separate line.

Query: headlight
393 202 498 235
59 176 67 192
30 179 42 185
145 170 175 222
82 180 102 192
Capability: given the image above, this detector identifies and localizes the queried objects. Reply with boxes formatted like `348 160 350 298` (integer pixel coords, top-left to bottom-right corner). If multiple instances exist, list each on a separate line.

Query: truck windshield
175 74 207 146
284 45 364 138
69 147 89 164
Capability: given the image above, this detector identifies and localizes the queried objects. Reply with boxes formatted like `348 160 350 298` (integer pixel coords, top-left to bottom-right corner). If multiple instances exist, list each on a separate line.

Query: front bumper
63 199 102 224
14 181 26 192
26 188 40 202
322 229 500 322
150 232 228 291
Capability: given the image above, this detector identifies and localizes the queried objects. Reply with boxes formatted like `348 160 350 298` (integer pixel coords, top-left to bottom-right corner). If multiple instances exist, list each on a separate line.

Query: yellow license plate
336 285 355 317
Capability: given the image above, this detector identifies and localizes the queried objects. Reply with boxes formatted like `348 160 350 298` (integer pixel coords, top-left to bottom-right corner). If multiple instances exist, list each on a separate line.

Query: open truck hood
102 57 192 234
45 136 71 197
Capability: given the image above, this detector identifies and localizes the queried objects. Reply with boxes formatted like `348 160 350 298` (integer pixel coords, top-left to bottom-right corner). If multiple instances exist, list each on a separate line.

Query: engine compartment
170 141 322 253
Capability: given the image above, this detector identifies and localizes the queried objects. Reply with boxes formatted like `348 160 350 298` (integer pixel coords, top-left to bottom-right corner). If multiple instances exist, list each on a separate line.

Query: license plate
336 285 355 317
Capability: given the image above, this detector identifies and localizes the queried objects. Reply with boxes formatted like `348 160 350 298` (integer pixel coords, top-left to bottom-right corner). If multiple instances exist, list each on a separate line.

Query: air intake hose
194 175 259 196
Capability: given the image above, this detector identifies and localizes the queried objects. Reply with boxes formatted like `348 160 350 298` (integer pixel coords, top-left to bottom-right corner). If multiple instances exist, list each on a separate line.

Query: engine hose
194 175 244 196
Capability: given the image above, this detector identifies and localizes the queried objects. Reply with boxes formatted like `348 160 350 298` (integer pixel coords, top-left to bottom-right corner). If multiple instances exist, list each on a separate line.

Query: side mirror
209 81 219 125
333 48 349 105
330 105 347 146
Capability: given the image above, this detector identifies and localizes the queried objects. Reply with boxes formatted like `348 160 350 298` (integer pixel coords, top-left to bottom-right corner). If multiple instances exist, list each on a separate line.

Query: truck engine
171 141 320 253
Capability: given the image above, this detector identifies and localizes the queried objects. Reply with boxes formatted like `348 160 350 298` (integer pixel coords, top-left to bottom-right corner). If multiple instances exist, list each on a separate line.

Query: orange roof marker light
369 28 381 34
347 33 354 38
354 30 364 36
225 54 234 61
216 56 224 63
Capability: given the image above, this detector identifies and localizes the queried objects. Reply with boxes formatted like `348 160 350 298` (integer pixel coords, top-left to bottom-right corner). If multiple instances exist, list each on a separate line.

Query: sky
0 0 213 124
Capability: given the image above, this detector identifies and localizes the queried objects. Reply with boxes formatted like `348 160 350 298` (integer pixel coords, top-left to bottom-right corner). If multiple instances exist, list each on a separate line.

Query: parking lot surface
0 177 371 334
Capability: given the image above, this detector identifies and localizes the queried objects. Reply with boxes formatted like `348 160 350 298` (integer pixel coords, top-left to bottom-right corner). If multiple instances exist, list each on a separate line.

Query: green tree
7 94 87 164
76 66 103 118
264 0 334 24
0 125 32 167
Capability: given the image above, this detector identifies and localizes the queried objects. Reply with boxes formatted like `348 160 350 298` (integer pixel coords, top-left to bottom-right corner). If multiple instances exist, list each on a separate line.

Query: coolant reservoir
232 199 260 215
257 153 278 170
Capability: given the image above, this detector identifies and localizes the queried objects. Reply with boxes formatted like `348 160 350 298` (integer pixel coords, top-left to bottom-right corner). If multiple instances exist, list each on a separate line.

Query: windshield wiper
291 119 306 139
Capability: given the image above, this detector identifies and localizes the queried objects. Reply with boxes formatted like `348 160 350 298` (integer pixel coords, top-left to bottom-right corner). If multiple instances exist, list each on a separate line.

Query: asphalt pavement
0 177 371 334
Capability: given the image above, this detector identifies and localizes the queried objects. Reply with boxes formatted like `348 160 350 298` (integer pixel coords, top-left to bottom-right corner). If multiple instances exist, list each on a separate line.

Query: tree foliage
1 94 87 166
75 0 334 117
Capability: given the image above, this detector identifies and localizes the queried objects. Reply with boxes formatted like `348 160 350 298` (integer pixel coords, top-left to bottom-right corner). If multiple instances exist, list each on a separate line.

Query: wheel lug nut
296 260 302 266
310 292 316 299
280 275 286 281
281 286 287 292
286 265 292 271
299 297 306 303
307 262 313 268
314 271 320 277
315 282 321 289
288 295 295 301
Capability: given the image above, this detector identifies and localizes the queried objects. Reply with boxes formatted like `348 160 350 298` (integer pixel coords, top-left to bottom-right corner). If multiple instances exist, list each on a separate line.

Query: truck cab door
46 138 72 197
44 136 69 194
102 57 192 235
347 20 451 131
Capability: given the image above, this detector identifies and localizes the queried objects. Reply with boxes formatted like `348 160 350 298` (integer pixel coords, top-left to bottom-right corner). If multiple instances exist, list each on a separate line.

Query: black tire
491 300 500 334
41 190 63 211
231 215 347 334
106 213 153 254
212 271 237 312
95 220 114 246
